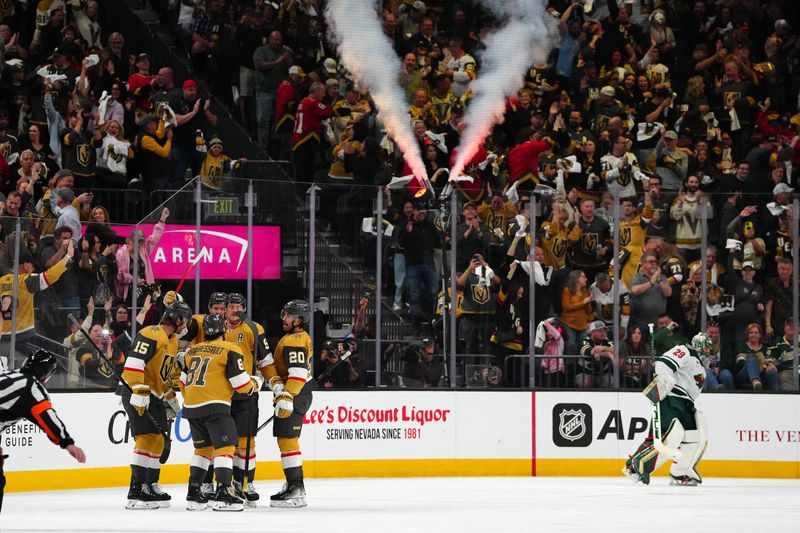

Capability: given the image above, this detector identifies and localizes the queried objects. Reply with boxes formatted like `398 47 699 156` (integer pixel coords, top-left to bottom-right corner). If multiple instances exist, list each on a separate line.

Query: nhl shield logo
558 409 586 442
552 403 593 447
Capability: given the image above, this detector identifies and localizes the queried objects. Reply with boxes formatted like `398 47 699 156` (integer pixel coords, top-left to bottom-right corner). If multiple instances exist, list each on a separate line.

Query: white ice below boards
3 476 799 533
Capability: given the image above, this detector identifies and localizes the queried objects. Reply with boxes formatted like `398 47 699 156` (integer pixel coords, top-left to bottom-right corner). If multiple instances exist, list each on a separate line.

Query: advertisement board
3 390 799 492
109 224 281 280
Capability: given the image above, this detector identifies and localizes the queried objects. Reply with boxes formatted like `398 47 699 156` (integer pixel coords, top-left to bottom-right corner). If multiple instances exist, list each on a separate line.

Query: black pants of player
273 386 314 439
231 394 259 439
188 412 238 485
121 392 169 437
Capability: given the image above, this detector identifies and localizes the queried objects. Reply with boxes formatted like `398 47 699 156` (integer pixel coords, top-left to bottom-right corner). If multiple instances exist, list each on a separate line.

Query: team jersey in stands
179 338 253 418
0 255 69 335
122 325 179 399
0 370 74 448
290 97 333 150
267 330 312 397
655 344 705 403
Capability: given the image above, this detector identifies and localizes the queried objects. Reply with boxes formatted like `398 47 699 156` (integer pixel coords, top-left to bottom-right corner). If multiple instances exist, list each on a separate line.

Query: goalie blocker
624 333 712 486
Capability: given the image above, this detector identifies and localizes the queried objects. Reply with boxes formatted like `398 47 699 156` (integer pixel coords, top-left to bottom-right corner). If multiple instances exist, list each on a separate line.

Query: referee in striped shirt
1 349 86 513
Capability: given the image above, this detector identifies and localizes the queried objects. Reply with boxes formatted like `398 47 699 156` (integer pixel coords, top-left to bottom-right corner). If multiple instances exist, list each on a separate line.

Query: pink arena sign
109 224 281 280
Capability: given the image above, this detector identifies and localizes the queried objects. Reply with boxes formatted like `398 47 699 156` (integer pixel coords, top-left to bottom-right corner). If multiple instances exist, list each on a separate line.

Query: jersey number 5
185 357 211 387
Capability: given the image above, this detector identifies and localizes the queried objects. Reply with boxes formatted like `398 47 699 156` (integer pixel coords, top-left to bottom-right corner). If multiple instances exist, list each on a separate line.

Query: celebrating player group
120 291 314 512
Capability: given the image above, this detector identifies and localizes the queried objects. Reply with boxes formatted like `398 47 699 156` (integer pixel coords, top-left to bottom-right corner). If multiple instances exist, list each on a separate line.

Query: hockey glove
274 392 294 419
250 374 264 394
130 384 151 416
643 373 676 404
163 290 183 307
269 376 285 396
165 394 181 420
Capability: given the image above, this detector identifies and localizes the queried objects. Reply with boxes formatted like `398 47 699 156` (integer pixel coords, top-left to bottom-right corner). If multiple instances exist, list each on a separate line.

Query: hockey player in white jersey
623 332 713 486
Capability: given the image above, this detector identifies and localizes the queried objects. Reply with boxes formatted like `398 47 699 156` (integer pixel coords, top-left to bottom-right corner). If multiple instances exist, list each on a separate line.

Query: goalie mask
691 332 714 364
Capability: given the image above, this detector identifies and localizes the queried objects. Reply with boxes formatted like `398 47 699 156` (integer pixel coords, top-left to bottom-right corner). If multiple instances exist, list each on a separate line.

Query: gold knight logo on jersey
581 233 598 255
470 283 490 305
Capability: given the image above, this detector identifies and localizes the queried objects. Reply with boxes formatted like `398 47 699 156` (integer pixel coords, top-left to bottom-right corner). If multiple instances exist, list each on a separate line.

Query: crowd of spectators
160 0 798 390
1 1 799 392
0 1 259 384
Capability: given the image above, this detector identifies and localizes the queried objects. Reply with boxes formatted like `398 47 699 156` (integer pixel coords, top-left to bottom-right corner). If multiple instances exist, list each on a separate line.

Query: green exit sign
206 197 240 216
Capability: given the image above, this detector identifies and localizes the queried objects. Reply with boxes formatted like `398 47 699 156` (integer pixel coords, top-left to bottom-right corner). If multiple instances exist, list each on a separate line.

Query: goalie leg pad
626 418 684 484
669 412 707 484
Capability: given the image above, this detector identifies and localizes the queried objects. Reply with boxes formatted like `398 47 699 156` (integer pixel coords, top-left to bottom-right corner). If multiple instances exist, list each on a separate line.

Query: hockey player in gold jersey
179 313 260 511
223 293 272 505
182 292 228 345
121 301 192 510
265 299 314 507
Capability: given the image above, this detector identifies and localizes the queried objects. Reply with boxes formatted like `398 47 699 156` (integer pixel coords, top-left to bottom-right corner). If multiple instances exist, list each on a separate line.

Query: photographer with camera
404 338 443 388
316 340 352 389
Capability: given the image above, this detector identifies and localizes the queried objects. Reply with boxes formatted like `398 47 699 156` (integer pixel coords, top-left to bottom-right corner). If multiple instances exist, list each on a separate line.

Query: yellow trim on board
535 459 800 478
5 458 799 492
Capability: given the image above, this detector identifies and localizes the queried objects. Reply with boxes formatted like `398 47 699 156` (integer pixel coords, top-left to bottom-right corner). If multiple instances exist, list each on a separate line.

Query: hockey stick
236 311 260 494
256 350 352 435
647 324 682 460
175 253 204 293
68 313 172 464
651 400 683 460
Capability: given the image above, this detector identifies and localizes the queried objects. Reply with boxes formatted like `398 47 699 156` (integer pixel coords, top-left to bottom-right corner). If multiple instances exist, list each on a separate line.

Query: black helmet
282 299 310 324
208 292 227 309
202 313 226 338
164 301 192 326
20 349 58 384
225 293 247 310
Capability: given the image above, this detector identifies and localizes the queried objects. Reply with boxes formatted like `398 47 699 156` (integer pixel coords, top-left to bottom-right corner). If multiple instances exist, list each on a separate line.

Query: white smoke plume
326 0 428 182
450 0 556 180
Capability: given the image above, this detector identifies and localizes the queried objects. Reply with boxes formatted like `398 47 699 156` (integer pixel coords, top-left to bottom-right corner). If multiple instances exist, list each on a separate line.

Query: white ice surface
3 477 799 533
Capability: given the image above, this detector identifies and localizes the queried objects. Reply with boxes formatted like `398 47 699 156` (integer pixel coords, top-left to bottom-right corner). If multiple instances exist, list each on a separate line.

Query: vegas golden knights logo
159 354 175 382
620 227 632 247
581 233 598 255
619 168 631 186
552 237 567 259
78 144 91 167
471 283 490 305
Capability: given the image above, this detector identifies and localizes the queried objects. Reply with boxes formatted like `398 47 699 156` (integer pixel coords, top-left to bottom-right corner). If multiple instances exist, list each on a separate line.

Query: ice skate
270 482 307 508
234 480 259 508
200 482 215 499
149 483 171 508
186 483 209 510
669 474 701 486
622 457 649 485
211 483 244 512
125 482 160 510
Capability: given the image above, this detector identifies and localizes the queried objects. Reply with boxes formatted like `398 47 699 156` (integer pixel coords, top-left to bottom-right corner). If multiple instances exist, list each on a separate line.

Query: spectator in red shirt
291 81 333 182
